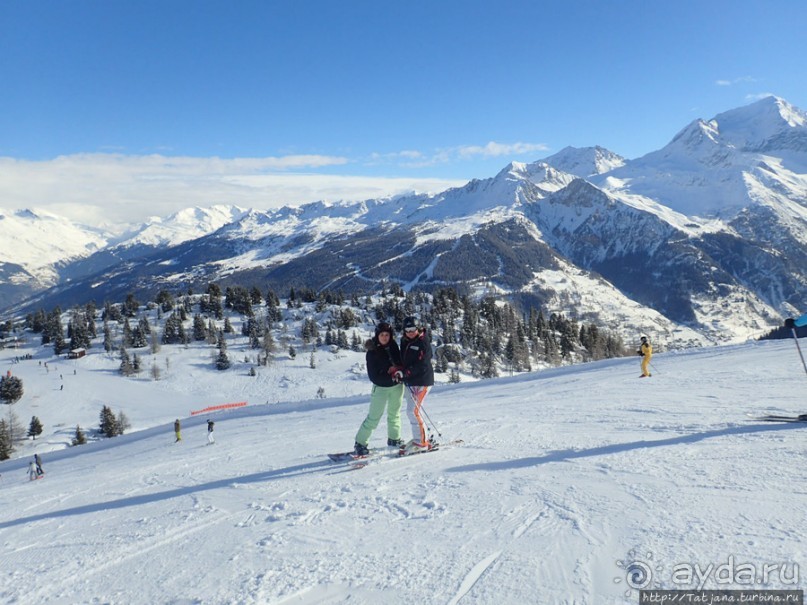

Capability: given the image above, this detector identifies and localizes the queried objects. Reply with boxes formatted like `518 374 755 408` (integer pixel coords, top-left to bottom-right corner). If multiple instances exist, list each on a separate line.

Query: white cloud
0 154 465 226
371 141 549 168
456 141 549 158
715 76 758 87
0 142 548 226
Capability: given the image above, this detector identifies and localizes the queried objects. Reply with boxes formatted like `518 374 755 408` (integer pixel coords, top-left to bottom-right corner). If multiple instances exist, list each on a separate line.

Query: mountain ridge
2 96 806 346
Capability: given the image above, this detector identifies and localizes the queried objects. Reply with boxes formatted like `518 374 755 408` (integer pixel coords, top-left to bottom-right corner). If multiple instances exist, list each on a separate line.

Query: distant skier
28 460 38 481
638 335 652 377
34 453 44 477
174 418 182 442
399 316 435 454
207 419 215 444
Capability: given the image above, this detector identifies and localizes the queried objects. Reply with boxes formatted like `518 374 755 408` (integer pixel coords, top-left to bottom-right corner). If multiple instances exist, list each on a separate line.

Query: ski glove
387 365 403 377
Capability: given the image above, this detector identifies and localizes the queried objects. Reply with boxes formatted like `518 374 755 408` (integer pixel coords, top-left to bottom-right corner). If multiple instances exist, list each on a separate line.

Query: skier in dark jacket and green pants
353 322 404 456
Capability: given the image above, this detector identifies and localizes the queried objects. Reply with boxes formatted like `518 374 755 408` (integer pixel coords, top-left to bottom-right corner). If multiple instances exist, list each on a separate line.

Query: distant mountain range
2 96 806 347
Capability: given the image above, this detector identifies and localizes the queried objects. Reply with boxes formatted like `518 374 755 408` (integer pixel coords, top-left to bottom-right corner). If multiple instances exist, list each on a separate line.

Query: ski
350 439 464 469
327 448 384 463
398 438 463 457
328 451 367 462
747 413 807 423
331 439 464 468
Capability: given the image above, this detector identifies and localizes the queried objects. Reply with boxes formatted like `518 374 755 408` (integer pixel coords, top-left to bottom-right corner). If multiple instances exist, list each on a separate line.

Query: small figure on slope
638 335 652 378
34 453 44 477
207 419 215 445
174 418 182 442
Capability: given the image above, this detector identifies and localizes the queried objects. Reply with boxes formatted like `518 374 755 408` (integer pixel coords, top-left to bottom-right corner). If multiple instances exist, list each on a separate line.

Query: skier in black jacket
398 316 435 454
352 322 404 456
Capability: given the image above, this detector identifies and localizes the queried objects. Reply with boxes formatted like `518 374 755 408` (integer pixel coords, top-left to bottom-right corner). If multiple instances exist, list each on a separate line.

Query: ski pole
408 386 442 437
649 361 660 375
791 327 807 377
419 402 442 438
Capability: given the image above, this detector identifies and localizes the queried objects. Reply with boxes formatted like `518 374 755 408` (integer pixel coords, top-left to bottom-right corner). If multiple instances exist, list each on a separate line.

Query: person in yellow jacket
638 335 652 377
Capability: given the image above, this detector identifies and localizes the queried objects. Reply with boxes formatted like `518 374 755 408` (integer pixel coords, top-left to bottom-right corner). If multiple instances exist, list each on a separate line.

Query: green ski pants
355 383 404 446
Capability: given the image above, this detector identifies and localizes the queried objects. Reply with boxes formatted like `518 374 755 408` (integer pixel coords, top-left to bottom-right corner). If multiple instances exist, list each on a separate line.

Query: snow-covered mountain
113 204 250 249
0 208 110 309
4 97 807 346
541 145 626 177
0 205 248 307
594 96 807 218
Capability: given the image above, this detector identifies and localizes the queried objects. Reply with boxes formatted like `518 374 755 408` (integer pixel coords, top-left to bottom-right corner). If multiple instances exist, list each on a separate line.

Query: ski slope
1 338 806 604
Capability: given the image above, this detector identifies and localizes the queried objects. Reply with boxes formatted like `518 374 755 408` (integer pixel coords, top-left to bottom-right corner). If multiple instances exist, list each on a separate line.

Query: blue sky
1 0 805 224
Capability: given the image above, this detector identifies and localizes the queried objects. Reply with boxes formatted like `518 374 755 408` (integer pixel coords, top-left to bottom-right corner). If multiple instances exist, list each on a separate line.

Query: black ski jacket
400 330 435 387
365 337 402 387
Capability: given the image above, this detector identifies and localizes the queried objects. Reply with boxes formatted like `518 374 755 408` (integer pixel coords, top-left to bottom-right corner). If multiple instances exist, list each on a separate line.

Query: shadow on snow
446 422 804 473
0 458 344 530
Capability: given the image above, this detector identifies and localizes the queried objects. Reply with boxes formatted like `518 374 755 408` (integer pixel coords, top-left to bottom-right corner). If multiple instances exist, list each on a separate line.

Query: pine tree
215 333 231 370
156 290 175 312
223 317 234 334
27 416 43 440
119 347 133 376
351 331 362 352
72 424 87 446
103 320 114 352
123 293 140 317
0 419 11 460
193 314 207 341
262 329 275 366
99 405 119 438
52 325 67 356
479 352 499 379
122 317 133 347
0 375 24 403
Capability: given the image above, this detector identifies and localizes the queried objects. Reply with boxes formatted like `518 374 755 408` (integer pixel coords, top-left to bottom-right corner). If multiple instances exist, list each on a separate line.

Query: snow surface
2 328 806 603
